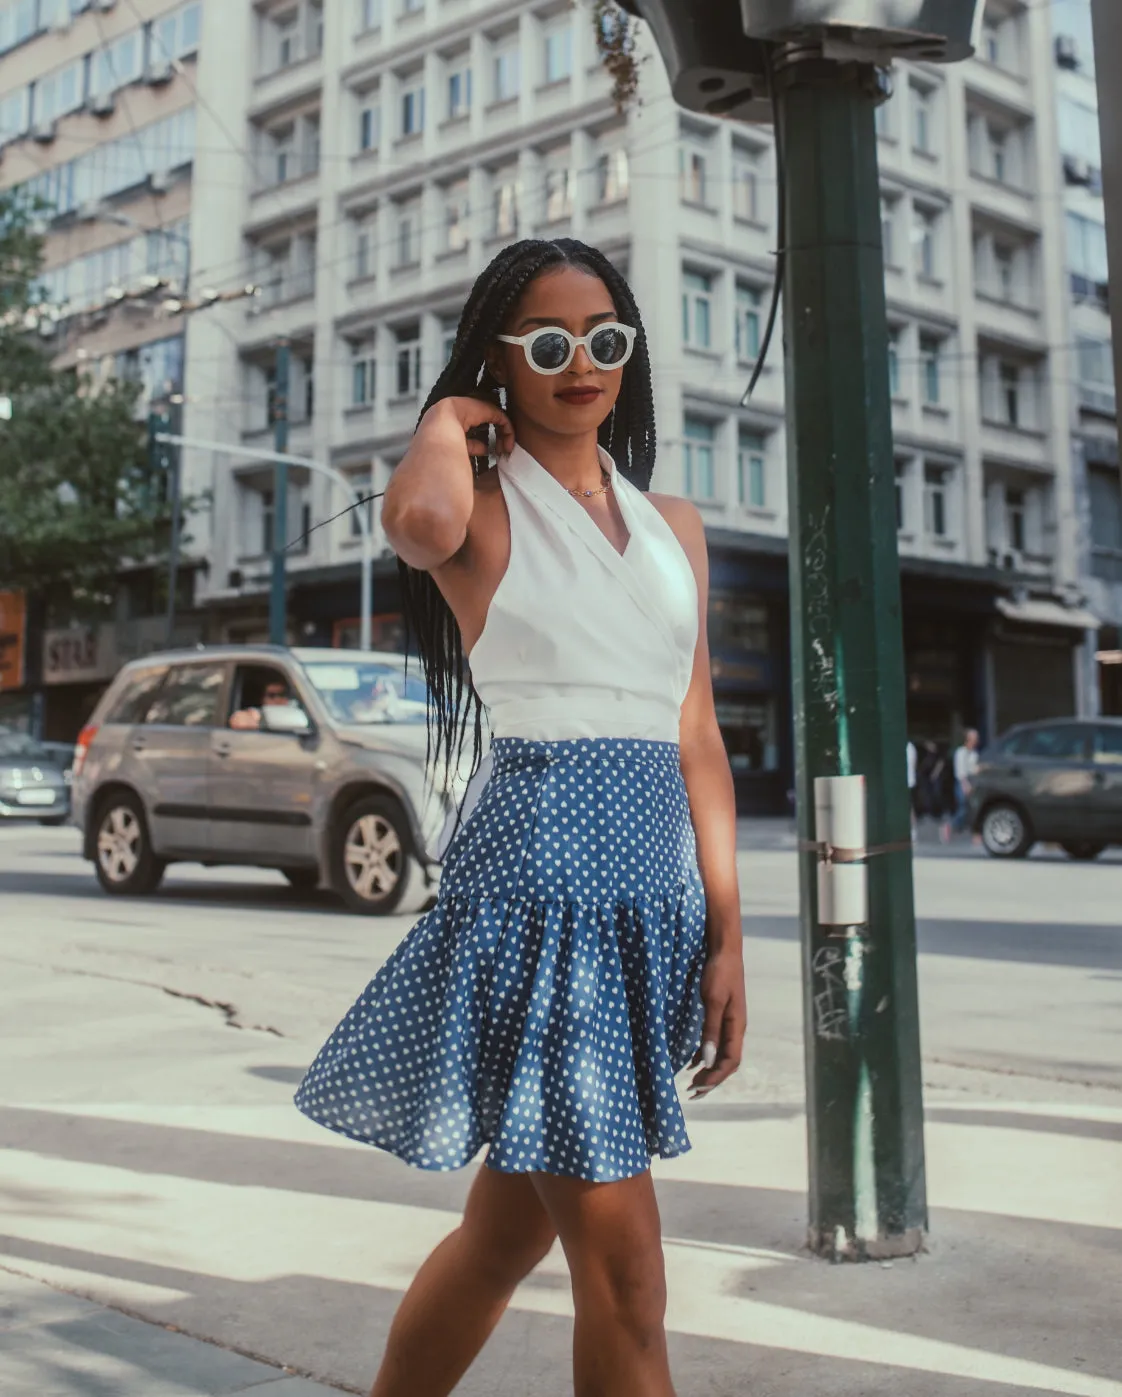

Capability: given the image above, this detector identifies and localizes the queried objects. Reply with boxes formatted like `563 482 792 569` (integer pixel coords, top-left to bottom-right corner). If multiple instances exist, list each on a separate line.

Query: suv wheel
332 794 418 915
1060 841 1106 862
980 802 1034 859
94 792 165 895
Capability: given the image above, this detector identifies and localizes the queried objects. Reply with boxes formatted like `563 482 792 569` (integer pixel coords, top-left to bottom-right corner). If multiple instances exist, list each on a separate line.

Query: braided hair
400 237 657 789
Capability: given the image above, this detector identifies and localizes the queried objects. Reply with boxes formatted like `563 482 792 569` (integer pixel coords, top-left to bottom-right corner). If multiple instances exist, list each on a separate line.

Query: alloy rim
984 807 1022 853
344 813 402 901
97 807 141 882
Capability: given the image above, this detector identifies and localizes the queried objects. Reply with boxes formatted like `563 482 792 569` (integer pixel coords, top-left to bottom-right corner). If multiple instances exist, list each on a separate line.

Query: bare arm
651 495 747 1097
382 397 515 571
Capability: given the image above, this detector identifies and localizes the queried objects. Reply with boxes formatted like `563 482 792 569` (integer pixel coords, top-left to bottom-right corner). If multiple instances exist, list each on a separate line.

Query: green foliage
0 193 173 606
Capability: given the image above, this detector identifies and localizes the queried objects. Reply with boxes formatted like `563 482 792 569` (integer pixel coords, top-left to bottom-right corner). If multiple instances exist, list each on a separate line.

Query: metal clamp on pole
814 775 868 928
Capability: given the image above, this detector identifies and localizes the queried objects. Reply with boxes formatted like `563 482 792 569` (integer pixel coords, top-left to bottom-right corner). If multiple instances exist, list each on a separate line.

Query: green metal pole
776 50 927 1259
269 339 290 646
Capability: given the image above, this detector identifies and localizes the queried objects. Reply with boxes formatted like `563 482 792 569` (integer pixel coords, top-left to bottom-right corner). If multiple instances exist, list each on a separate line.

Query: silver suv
72 646 456 914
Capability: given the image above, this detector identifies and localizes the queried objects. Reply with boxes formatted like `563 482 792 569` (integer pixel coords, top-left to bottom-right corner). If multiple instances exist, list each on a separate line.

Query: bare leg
533 1171 676 1397
370 1165 556 1397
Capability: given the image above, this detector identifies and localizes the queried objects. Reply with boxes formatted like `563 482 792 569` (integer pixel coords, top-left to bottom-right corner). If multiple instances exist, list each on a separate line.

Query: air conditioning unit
1064 156 1092 187
146 60 175 86
88 91 116 117
1055 34 1079 69
148 168 173 194
30 120 57 144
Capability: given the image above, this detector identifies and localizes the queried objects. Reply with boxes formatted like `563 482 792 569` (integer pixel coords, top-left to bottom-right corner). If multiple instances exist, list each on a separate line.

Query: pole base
808 1225 926 1263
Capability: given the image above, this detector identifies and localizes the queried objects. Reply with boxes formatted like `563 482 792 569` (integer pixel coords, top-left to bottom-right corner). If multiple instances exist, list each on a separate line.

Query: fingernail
702 1040 717 1070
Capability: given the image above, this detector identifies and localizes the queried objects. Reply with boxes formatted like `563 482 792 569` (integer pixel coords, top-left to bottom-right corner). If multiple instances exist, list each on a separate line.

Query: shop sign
43 625 118 686
0 590 26 692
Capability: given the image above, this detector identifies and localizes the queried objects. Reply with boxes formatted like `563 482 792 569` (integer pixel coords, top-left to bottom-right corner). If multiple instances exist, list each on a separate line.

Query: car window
1094 726 1122 766
0 729 50 762
304 660 428 724
228 665 306 728
142 663 227 728
104 665 169 724
1003 725 1088 761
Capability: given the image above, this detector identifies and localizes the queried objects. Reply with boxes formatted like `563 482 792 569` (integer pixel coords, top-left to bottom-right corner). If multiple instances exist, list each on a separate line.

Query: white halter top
468 442 699 743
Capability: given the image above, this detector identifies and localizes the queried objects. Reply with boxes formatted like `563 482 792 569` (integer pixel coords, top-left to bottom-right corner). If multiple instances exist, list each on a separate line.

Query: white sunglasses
496 322 637 375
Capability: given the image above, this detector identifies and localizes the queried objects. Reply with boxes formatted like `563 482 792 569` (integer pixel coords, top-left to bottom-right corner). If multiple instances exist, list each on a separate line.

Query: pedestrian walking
906 738 918 838
942 728 981 841
295 239 746 1397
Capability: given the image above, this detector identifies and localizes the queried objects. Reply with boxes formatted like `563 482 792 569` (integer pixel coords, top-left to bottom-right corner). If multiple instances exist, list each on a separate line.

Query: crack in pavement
0 954 285 1037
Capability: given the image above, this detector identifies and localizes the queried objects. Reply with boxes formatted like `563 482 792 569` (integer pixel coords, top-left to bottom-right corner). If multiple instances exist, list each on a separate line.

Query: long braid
397 238 657 789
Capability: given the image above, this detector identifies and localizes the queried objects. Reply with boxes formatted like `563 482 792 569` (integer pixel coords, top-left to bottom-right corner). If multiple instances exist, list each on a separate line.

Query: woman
296 239 746 1397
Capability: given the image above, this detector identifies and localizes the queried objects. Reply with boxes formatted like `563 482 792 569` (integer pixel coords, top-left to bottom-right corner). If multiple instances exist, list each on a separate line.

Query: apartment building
1051 0 1121 717
180 0 1102 813
0 0 204 736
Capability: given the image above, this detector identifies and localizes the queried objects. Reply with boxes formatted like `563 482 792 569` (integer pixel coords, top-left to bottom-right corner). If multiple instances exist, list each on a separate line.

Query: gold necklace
567 468 613 499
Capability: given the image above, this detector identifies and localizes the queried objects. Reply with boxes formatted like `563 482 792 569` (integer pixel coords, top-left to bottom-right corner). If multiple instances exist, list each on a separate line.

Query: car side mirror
260 704 311 735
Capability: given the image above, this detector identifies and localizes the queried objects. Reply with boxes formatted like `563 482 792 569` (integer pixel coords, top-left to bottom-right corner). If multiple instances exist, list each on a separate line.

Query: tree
0 192 174 611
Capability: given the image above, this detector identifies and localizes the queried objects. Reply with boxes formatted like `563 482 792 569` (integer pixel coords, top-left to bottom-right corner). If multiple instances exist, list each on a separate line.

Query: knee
575 1244 668 1346
460 1208 556 1288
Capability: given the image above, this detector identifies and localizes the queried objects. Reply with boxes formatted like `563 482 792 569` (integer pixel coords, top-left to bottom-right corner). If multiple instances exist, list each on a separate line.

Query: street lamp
81 203 192 646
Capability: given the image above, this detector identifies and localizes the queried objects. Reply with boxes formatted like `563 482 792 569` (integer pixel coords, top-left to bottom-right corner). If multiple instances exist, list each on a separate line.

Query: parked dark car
969 718 1122 860
0 728 71 824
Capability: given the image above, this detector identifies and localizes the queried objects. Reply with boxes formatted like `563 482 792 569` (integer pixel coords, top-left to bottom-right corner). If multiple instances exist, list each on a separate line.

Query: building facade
4 0 1112 808
1051 0 1122 716
0 0 205 738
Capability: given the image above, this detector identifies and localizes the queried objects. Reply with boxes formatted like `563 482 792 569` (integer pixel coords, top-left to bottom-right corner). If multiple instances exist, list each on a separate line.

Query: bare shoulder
645 492 707 564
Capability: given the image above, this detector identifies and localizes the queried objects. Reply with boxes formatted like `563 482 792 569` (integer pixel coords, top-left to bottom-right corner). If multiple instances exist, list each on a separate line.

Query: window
346 469 374 538
923 463 950 538
153 2 202 62
999 361 1021 426
544 166 572 222
1089 466 1122 581
987 123 1009 184
880 196 898 267
351 212 375 279
94 31 143 96
596 148 628 203
1066 213 1109 283
735 284 761 363
911 83 934 155
494 39 521 102
268 124 295 185
394 325 421 397
895 460 908 530
1078 337 1114 393
361 0 382 31
682 270 713 350
875 94 894 139
396 202 419 265
919 333 941 406
732 152 759 221
33 61 83 123
679 147 706 205
447 63 471 120
683 418 716 500
359 96 380 152
737 429 766 508
351 339 376 406
144 663 226 728
888 327 901 397
441 316 458 364
1003 725 1088 761
1058 97 1102 167
993 242 1015 302
1094 726 1122 766
1005 487 1026 552
443 179 469 251
914 207 938 279
401 81 424 137
543 23 572 83
105 666 170 725
303 114 320 177
983 21 1001 66
493 175 519 237
0 87 29 144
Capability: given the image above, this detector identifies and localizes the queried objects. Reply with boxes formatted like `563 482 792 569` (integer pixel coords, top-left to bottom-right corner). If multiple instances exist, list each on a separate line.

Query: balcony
250 54 324 120
972 287 1043 346
979 417 1051 471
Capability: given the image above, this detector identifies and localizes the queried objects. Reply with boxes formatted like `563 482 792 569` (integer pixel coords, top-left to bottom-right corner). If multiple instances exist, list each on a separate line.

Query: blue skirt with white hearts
294 737 707 1182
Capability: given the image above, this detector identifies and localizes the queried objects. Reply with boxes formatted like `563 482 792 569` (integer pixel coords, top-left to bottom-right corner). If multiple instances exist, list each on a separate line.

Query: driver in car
230 679 295 731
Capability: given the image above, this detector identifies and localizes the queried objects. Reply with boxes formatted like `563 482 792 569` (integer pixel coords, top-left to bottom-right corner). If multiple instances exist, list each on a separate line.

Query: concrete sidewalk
0 1268 344 1397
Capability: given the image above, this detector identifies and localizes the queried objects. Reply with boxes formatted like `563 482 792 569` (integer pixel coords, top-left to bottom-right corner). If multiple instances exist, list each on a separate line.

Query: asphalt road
2 822 1121 1397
